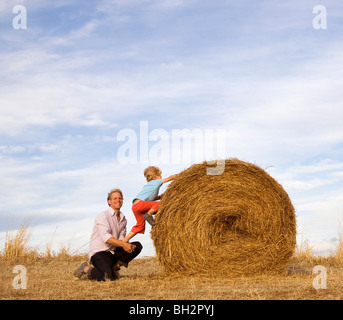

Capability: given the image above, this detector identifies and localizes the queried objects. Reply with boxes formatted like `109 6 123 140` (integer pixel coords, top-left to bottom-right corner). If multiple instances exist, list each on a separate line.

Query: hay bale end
151 159 296 276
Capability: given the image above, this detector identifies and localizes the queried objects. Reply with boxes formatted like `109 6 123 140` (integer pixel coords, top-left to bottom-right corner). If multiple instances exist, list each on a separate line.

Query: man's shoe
73 261 88 278
143 213 155 226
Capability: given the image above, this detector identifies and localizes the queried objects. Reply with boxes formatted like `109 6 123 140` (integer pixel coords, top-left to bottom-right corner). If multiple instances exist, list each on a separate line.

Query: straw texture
151 159 296 276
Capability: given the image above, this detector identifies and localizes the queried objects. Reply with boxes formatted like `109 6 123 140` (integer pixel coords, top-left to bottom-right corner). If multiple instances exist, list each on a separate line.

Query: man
74 188 142 281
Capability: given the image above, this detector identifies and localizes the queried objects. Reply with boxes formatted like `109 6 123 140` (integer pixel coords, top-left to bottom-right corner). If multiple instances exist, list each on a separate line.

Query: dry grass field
1 223 343 300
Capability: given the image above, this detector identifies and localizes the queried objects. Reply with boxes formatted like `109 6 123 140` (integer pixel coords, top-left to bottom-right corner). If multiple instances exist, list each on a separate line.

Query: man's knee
132 241 143 253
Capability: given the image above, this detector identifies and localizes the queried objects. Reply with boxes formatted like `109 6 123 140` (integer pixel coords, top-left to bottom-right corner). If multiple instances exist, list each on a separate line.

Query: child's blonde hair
144 166 162 182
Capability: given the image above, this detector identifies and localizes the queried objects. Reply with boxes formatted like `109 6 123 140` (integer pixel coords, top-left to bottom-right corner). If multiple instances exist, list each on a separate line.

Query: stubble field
1 253 343 300
1 223 342 300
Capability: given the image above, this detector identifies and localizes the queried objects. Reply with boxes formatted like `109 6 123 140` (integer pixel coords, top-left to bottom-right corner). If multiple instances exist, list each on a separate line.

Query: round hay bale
151 158 296 276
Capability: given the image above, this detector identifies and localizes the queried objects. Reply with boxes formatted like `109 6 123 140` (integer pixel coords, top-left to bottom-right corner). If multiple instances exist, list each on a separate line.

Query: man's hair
107 188 123 206
144 166 162 182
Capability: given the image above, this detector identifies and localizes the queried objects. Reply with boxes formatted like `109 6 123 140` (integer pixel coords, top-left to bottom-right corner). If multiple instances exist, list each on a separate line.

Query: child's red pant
130 200 160 234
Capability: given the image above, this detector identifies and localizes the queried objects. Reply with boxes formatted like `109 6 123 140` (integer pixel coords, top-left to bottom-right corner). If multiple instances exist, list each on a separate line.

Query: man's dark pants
88 241 142 281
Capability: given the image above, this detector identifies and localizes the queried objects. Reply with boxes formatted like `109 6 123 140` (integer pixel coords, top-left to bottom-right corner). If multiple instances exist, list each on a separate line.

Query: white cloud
272 159 343 193
0 49 117 135
97 0 193 11
0 145 25 154
285 160 343 175
68 20 99 39
216 45 343 164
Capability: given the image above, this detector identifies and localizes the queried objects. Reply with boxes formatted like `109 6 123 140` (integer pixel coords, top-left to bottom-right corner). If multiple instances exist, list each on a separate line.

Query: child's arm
153 174 178 200
162 174 178 184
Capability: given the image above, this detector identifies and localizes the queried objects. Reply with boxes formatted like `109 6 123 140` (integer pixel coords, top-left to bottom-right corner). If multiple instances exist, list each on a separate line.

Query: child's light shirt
135 179 163 201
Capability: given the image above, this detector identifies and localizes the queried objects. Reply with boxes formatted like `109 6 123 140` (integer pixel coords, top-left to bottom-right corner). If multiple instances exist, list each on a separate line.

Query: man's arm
106 237 135 253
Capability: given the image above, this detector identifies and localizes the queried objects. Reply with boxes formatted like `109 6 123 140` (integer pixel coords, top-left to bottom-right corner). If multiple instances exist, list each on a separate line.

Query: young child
123 166 177 242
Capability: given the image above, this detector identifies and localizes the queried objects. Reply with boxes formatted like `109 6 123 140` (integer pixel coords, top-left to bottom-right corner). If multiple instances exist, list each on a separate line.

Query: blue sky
1 0 343 256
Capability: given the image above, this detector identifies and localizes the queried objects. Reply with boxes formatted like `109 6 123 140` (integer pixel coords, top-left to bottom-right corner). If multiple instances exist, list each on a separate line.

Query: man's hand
122 241 136 253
